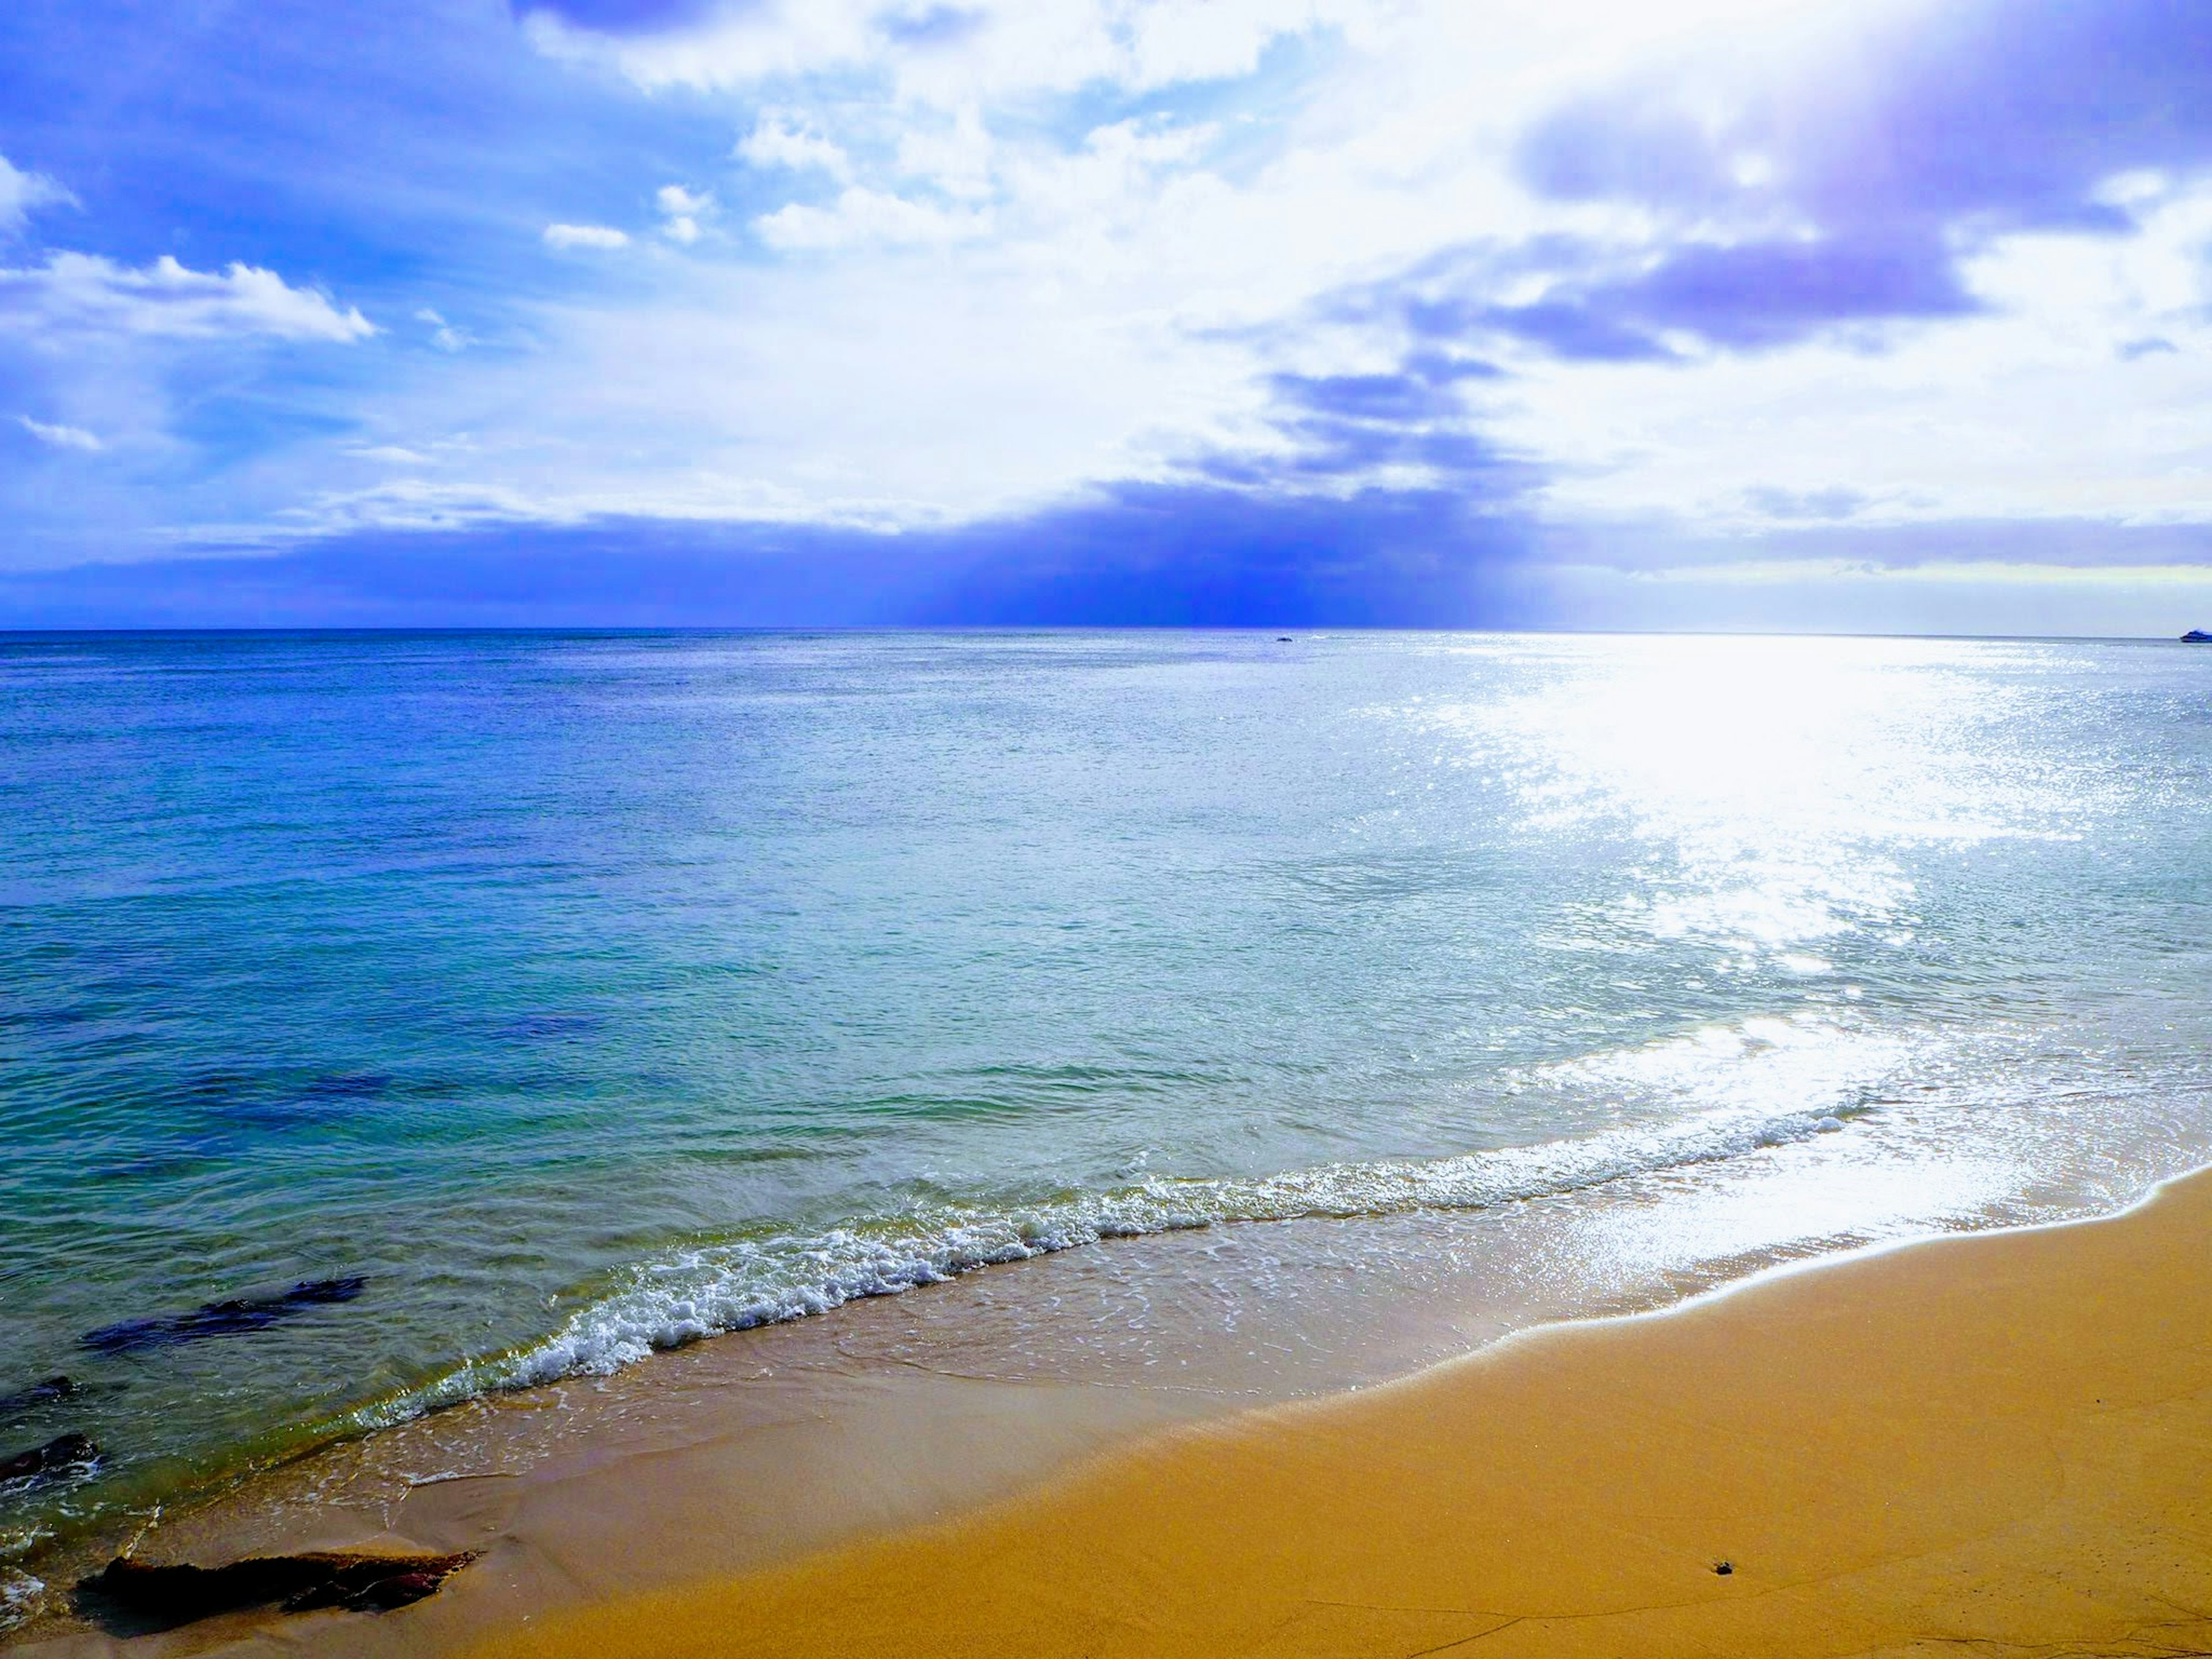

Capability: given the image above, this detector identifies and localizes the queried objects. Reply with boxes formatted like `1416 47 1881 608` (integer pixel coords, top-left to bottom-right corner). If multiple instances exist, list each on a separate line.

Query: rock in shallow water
76 1550 478 1632
0 1376 77 1418
0 1433 99 1484
79 1276 368 1355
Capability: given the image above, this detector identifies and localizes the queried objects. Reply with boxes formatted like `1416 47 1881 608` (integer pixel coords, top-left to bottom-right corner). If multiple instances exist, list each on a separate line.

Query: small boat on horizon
2184 629 2212 643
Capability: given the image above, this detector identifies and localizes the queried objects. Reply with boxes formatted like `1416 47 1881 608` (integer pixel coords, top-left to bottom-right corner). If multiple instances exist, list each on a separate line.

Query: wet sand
466 1165 2212 1659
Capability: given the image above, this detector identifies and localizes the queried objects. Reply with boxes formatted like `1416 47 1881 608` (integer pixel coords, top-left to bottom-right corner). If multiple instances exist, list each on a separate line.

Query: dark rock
77 1550 476 1633
278 1275 368 1306
1 1432 100 1483
1713 1560 1734 1576
0 1375 77 1416
288 1569 448 1613
81 1277 368 1355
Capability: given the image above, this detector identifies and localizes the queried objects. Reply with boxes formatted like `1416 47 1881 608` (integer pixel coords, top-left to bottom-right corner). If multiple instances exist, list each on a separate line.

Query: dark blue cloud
0 484 1544 630
1471 0 2212 359
1193 350 1535 492
1268 372 1459 423
1402 350 1504 385
1459 297 1676 363
16 503 2208 634
1521 1 2212 233
1395 223 1981 366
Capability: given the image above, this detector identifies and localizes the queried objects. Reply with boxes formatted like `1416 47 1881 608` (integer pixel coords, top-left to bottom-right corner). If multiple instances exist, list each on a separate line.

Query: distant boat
2185 630 2212 643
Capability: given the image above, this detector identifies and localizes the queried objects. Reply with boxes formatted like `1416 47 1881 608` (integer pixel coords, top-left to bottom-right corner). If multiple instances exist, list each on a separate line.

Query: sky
0 0 2208 631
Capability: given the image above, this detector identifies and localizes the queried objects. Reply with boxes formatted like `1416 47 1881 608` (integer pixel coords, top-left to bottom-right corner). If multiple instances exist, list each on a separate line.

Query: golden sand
471 1168 2212 1659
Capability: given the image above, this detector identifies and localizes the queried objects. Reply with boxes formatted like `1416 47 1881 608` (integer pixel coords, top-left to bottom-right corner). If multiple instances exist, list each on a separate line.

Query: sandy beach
443 1165 2212 1659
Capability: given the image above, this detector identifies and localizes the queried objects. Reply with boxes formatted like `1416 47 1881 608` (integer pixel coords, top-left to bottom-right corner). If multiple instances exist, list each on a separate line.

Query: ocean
4 629 2210 1605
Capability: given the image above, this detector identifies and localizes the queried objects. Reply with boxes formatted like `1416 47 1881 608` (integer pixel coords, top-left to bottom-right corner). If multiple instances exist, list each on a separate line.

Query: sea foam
351 1096 1869 1431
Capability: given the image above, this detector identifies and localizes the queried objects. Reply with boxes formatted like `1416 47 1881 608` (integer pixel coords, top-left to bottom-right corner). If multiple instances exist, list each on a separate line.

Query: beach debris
80 1277 368 1355
1712 1560 1734 1576
0 1432 100 1484
0 1376 77 1417
76 1549 478 1632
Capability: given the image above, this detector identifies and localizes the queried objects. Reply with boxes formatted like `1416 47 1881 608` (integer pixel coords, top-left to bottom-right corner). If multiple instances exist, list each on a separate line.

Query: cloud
880 6 985 50
520 0 1381 104
1475 234 1980 360
0 481 1541 628
13 495 2212 637
656 183 710 243
2120 336 2178 361
0 154 73 234
416 308 471 351
543 222 632 249
17 415 103 452
1497 0 2212 355
14 0 2212 631
1741 486 1866 522
0 253 374 341
736 113 854 181
895 105 993 198
754 186 988 249
1516 2 2212 232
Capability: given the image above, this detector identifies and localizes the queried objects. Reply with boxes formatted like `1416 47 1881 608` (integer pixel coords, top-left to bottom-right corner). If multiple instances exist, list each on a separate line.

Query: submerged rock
0 1376 77 1417
0 1433 99 1484
81 1277 367 1355
77 1550 477 1632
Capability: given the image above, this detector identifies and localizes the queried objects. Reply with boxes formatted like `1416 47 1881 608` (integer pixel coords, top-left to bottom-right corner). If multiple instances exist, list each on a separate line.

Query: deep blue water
4 629 2211 1591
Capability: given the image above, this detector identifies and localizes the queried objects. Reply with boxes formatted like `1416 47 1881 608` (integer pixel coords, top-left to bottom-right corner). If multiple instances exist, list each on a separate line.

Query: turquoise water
4 629 2211 1580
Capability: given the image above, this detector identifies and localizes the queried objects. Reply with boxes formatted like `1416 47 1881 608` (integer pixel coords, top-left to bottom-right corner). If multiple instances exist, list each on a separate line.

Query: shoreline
10 1148 2210 1654
459 1161 2212 1659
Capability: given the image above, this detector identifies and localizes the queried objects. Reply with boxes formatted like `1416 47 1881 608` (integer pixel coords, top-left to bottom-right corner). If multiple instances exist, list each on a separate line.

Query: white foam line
345 1099 1861 1434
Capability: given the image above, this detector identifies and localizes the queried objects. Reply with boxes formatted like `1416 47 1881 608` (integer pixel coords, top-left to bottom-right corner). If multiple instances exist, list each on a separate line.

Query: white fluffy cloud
523 0 1391 104
0 153 71 234
543 222 631 250
0 252 374 341
655 184 712 245
755 185 991 251
737 113 853 181
297 0 1958 540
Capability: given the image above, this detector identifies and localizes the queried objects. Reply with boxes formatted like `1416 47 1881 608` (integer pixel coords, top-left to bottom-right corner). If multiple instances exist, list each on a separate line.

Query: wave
346 1096 1863 1433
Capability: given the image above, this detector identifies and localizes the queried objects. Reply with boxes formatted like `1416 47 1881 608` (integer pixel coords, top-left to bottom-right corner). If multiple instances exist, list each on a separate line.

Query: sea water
3 630 2210 1590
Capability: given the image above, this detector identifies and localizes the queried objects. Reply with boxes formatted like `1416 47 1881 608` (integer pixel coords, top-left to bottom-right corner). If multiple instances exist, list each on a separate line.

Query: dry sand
468 1166 2212 1659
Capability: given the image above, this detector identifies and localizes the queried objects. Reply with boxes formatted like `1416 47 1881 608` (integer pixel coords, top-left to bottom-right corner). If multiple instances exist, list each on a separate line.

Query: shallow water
3 629 2210 1590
